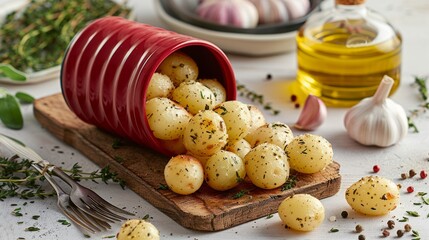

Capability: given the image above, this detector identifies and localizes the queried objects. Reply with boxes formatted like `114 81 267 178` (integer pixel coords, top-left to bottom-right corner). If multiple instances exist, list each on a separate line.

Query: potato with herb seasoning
199 78 227 105
117 219 160 240
244 143 289 189
246 105 266 136
278 194 325 232
171 81 216 114
164 155 204 195
224 138 252 160
182 110 228 157
146 97 192 140
213 100 252 140
245 122 294 150
204 150 246 191
157 51 199 87
285 133 333 174
146 73 175 100
345 176 400 216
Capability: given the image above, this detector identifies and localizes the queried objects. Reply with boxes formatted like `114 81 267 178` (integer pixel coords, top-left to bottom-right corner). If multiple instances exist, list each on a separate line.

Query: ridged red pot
61 17 236 156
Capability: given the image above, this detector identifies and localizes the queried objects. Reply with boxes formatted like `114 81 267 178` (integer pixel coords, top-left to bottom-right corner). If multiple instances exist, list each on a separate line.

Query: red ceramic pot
61 17 236 156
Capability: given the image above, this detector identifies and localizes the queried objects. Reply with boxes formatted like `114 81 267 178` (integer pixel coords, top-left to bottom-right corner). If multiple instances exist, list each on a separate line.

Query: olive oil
296 1 402 107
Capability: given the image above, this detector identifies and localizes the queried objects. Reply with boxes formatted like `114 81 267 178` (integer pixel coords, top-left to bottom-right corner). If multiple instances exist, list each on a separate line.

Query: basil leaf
0 64 27 81
0 94 24 129
15 92 35 104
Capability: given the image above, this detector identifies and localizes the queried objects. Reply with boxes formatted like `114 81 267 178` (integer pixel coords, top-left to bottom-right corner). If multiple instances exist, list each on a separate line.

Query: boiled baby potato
245 122 294 150
182 110 228 157
278 194 325 232
204 150 246 191
164 155 204 195
146 72 175 100
171 81 216 115
244 143 289 189
199 78 227 105
345 176 400 216
224 138 251 160
246 104 266 136
157 51 198 87
213 100 251 140
285 133 333 174
117 219 160 240
146 97 192 140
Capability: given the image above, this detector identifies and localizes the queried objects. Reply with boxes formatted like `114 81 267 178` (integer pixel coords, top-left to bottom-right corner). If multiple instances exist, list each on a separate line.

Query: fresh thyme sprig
236 83 280 115
64 163 125 189
0 156 125 201
408 76 429 133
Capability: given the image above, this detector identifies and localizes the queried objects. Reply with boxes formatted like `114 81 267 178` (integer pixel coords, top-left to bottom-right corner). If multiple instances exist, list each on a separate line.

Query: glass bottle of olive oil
296 0 402 107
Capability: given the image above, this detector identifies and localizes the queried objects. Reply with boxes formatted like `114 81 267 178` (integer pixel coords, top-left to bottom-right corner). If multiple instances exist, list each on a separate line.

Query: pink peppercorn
420 170 427 179
373 165 380 173
407 186 414 193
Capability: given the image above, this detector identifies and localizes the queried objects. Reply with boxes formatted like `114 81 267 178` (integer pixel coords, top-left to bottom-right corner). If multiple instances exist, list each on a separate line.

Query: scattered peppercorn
401 173 407 180
382 229 390 237
294 103 300 109
404 224 412 232
409 169 417 178
396 229 404 237
407 186 414 193
266 73 272 80
358 234 365 240
355 224 363 233
341 210 348 219
290 94 297 102
420 170 427 179
397 183 402 189
387 220 395 229
373 165 380 173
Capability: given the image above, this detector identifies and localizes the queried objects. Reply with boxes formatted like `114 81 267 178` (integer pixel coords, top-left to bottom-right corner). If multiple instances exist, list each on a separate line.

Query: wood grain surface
33 93 341 231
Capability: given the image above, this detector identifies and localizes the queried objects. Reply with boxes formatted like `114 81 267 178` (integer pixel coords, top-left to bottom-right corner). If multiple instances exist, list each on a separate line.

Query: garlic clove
344 75 408 147
294 94 327 131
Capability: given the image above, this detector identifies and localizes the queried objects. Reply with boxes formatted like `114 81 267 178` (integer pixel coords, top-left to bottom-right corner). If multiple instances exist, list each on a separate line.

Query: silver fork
31 163 110 233
0 134 133 230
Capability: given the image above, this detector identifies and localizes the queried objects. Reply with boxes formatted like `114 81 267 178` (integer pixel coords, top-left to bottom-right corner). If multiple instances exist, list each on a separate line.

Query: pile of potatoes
145 51 334 196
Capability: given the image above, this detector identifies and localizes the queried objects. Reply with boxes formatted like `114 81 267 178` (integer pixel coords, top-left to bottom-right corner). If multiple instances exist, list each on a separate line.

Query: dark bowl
159 0 323 35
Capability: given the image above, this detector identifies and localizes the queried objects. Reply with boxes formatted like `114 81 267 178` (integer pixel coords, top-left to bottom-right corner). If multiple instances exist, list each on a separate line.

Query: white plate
153 0 298 56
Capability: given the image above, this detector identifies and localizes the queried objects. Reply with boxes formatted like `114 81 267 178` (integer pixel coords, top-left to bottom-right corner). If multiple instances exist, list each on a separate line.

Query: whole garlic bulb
344 75 408 147
196 0 259 28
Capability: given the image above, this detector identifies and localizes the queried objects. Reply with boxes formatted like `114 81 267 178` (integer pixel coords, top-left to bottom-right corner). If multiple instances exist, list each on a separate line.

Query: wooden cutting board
33 93 341 231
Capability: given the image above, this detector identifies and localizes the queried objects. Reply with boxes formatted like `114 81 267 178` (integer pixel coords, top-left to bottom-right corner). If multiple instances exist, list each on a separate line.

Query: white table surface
1 0 429 239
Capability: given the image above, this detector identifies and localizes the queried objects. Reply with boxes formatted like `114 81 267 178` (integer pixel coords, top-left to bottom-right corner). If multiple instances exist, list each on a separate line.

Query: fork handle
51 166 81 188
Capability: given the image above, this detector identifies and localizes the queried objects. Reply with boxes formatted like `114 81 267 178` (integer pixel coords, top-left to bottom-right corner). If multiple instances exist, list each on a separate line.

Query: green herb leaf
406 211 420 217
329 228 339 233
232 189 248 199
25 227 40 231
281 175 298 191
0 93 24 129
0 64 26 81
15 92 35 104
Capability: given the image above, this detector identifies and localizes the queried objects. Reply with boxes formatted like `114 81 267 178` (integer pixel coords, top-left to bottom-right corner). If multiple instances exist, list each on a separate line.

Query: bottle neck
334 2 367 16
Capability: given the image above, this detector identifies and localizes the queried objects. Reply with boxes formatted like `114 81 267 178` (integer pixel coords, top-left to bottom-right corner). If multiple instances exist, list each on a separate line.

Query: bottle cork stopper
336 0 366 5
